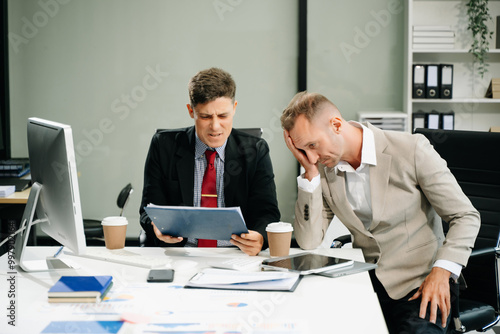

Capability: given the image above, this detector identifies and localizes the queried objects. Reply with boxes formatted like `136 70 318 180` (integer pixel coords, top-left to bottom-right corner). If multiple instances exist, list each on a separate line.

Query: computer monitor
14 117 86 272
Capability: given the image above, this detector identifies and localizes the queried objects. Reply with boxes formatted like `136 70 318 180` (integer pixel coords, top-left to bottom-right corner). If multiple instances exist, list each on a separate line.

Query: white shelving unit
404 0 500 132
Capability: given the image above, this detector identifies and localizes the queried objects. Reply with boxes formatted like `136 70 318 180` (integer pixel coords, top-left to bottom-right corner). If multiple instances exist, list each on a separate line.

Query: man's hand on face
283 130 319 181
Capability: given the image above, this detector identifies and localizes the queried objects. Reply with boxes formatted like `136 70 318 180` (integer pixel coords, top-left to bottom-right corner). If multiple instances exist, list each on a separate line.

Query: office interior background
4 0 495 240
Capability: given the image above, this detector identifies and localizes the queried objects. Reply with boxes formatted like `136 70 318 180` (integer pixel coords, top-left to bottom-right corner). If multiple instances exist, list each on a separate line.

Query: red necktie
198 150 217 247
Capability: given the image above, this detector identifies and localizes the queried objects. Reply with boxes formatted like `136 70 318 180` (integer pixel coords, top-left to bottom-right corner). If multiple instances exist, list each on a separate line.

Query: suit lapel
223 133 238 206
368 124 391 231
324 167 367 234
176 127 195 206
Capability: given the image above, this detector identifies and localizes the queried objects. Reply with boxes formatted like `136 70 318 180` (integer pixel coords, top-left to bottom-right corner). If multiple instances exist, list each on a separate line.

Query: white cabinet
404 0 500 132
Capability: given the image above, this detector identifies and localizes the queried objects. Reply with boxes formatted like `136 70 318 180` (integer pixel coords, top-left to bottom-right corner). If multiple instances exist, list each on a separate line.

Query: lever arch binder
426 65 439 98
440 111 455 130
439 64 453 99
412 64 426 98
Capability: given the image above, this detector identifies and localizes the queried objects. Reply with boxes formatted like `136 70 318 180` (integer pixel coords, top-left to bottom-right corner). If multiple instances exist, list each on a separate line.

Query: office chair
138 127 264 247
84 183 133 245
414 128 500 333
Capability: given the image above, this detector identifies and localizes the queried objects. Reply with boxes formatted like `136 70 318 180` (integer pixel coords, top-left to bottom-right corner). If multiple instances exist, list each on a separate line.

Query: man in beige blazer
281 92 480 333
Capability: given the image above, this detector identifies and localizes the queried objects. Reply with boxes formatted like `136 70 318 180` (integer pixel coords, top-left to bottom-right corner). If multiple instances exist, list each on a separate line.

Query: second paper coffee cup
266 222 294 257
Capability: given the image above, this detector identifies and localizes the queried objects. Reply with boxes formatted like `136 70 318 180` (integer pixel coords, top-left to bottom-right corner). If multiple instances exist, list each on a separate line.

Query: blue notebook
144 205 249 240
48 276 113 298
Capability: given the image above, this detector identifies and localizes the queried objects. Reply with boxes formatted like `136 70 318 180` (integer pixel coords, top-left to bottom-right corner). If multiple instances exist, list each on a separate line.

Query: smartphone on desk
147 269 175 282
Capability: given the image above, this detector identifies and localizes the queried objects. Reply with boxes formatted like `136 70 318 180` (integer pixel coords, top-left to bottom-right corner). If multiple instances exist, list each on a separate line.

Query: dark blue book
48 276 113 298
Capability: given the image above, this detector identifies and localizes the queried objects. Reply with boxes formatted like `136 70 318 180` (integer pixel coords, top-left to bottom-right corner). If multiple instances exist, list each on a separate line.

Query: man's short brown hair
188 67 236 107
280 91 336 131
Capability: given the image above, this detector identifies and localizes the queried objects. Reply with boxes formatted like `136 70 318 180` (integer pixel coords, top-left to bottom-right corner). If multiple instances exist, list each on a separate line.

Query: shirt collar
194 132 227 162
335 121 377 173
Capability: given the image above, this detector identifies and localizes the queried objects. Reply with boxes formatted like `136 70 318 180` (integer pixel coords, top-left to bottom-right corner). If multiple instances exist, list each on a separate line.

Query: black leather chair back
415 128 500 317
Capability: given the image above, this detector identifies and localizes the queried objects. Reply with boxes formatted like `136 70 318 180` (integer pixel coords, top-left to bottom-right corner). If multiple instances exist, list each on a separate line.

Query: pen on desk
53 246 64 258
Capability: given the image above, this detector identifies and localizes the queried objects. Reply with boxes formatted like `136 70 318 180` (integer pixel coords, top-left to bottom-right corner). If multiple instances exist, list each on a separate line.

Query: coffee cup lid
101 216 128 226
266 222 293 233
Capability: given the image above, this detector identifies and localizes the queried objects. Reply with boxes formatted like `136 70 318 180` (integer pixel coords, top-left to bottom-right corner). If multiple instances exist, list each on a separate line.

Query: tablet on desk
261 253 354 275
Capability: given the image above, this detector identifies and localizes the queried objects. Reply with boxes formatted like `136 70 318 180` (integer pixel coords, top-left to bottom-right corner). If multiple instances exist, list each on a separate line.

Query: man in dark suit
140 68 280 255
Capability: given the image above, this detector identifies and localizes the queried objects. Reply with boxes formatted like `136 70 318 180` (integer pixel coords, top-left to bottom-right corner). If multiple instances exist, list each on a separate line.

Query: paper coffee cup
266 222 293 257
102 216 128 249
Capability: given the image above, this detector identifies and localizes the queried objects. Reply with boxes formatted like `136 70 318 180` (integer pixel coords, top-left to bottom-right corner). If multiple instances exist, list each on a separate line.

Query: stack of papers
413 25 455 49
0 185 15 197
185 268 301 292
48 275 113 303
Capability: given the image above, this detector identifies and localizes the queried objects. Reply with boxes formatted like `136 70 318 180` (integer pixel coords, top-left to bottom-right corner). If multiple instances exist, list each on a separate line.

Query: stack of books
0 158 31 191
0 158 30 178
413 25 455 50
48 275 113 303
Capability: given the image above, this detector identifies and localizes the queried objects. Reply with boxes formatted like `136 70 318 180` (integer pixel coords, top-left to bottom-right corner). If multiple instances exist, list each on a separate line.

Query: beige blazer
294 123 480 299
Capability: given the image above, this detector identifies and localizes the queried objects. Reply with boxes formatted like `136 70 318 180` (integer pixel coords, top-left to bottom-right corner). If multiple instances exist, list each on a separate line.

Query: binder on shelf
440 111 455 130
426 111 440 129
425 65 439 98
412 111 426 132
439 64 453 99
412 65 426 98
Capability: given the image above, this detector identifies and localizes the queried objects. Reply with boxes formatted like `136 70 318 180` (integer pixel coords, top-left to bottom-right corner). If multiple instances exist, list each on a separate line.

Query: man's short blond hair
281 91 338 131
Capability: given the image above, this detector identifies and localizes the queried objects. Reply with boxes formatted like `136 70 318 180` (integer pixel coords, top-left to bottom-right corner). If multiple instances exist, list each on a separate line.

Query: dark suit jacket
139 126 280 248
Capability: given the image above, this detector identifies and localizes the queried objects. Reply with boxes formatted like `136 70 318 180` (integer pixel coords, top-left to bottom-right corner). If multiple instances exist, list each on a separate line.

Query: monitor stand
13 182 76 272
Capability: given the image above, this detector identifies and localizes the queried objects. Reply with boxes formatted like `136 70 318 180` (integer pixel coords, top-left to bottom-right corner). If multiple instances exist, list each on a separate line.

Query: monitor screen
14 118 86 271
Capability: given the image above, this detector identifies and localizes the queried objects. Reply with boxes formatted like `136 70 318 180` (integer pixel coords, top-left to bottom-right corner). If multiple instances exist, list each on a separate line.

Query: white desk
0 247 388 333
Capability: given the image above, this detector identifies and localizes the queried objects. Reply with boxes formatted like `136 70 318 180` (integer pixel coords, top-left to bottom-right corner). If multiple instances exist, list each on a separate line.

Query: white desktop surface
0 247 388 334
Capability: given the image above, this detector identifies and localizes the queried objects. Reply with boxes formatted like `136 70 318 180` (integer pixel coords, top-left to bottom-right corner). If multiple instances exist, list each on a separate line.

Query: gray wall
308 0 404 120
7 0 404 238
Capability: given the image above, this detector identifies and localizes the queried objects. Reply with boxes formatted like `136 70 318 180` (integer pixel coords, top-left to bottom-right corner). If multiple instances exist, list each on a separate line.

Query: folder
440 111 455 130
185 268 301 292
144 205 248 240
439 64 453 99
412 111 426 132
426 111 440 129
412 64 426 98
426 65 439 98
